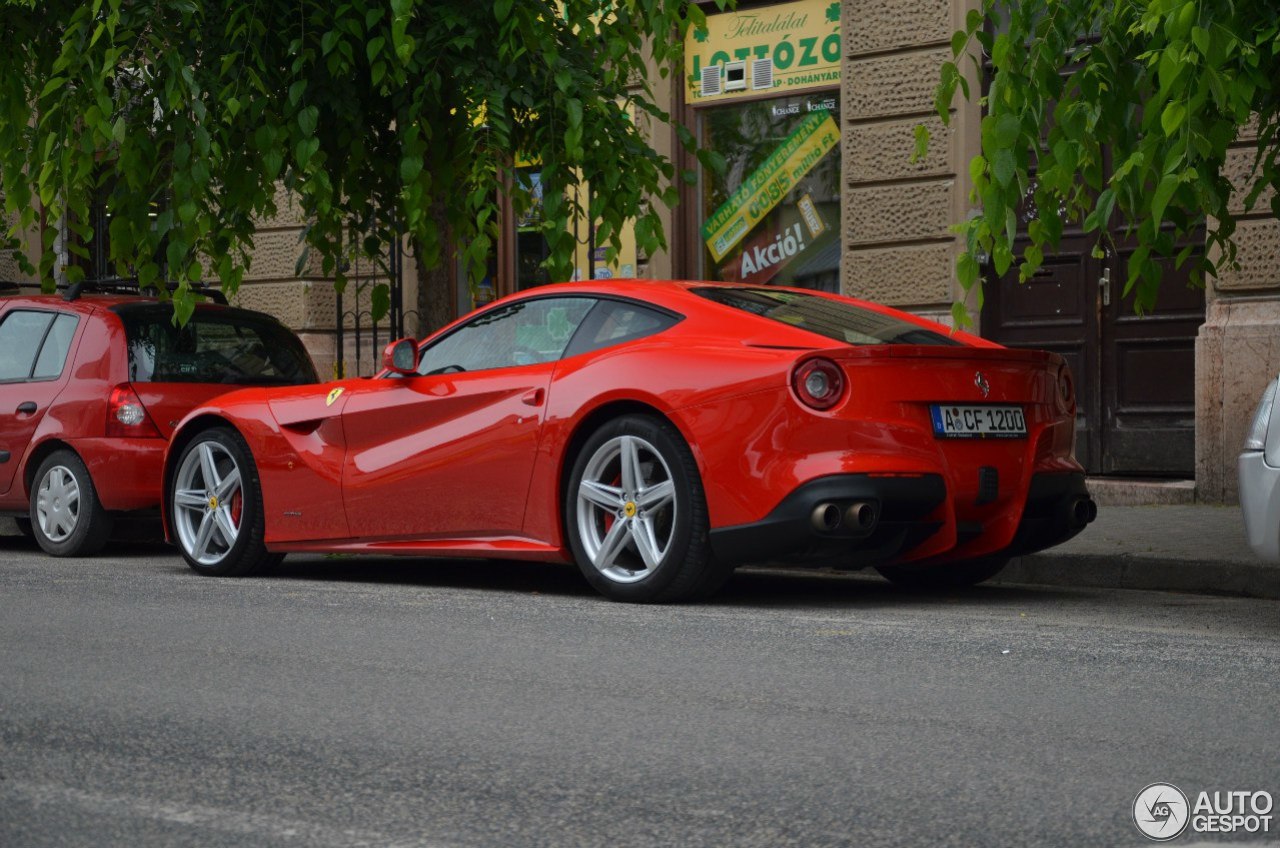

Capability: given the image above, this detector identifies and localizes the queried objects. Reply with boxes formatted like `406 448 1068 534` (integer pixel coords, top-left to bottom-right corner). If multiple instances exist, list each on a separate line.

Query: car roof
487 279 990 347
0 292 268 321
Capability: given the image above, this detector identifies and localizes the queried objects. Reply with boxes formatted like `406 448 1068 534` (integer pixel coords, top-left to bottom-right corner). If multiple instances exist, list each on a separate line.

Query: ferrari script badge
326 387 345 407
975 371 990 398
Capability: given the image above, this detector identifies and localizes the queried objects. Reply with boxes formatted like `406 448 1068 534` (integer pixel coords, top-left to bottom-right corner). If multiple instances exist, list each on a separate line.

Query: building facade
3 0 1276 504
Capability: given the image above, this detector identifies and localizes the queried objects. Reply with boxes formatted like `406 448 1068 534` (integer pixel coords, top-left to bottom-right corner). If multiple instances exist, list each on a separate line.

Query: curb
992 553 1280 600
5 516 1278 601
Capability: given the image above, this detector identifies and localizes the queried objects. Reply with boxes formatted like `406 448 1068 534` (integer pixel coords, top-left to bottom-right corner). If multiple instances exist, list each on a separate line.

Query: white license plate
930 404 1027 439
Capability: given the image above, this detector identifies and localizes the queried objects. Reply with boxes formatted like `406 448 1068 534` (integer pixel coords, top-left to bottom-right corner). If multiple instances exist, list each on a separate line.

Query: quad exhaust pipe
811 503 842 532
810 501 879 536
1063 495 1098 530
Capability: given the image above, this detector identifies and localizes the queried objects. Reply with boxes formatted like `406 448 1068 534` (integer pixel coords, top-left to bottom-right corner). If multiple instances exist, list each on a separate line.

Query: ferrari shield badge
326 387 345 407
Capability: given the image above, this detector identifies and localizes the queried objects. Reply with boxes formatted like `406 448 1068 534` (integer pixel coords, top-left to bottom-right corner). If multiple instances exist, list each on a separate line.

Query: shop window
699 92 841 292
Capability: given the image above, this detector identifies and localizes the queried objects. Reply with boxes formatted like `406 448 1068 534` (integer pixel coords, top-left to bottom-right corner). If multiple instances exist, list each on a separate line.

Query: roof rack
60 277 228 306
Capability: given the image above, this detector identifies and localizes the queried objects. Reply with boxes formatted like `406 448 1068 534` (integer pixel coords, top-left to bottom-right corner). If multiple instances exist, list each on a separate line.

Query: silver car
1240 376 1280 560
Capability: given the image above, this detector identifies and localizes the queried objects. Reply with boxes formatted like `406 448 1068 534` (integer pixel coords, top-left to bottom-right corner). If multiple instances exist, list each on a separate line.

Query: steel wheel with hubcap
29 450 113 556
171 427 278 576
567 415 729 602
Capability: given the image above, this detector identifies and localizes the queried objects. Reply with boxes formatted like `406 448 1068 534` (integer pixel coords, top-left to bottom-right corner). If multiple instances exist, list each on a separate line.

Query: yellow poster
686 0 842 104
702 109 839 262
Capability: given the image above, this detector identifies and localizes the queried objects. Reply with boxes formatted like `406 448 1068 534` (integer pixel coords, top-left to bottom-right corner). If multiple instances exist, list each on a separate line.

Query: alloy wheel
575 434 678 584
173 440 244 566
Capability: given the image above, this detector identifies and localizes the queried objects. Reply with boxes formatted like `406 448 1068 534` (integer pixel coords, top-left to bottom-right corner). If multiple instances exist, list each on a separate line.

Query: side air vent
700 65 722 97
751 58 774 91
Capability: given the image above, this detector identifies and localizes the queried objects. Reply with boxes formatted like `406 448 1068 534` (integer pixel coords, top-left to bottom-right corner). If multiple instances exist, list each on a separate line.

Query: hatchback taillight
106 384 162 438
792 358 845 411
1057 364 1075 412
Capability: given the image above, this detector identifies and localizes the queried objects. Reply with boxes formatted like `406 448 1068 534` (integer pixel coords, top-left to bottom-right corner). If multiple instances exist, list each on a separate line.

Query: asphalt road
2 534 1279 848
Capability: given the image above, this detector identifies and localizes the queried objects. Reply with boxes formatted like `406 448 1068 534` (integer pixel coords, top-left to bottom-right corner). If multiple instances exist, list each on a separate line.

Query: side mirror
382 338 418 375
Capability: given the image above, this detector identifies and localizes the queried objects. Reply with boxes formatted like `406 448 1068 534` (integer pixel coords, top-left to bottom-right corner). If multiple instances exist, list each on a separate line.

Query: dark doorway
982 226 1204 477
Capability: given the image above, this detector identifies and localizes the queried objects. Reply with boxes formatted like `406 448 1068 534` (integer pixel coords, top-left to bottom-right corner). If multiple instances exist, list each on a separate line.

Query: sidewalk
994 503 1280 599
3 505 1277 599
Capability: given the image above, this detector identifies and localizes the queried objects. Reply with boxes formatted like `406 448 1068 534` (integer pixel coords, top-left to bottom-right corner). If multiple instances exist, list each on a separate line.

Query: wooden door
982 231 1204 476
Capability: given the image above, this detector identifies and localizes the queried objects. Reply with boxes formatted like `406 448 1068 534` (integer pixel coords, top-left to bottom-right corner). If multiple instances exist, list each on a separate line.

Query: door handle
1098 268 1112 307
521 388 545 407
16 401 36 415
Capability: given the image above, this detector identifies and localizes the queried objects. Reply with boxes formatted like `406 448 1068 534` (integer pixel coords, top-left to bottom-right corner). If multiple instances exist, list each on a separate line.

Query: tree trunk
414 200 454 336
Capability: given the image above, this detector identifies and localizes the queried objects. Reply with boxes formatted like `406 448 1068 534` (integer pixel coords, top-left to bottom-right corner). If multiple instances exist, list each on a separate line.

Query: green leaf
991 148 1015 187
39 76 66 98
956 252 981 287
911 123 930 163
298 105 319 137
366 36 386 64
370 283 391 322
495 0 514 22
1083 188 1115 232
1161 101 1187 135
1151 174 1179 227
400 154 423 183
296 136 320 167
993 113 1020 147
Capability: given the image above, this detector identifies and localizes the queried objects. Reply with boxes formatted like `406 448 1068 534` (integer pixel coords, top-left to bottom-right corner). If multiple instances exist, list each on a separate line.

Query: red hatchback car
0 288 318 556
162 280 1095 602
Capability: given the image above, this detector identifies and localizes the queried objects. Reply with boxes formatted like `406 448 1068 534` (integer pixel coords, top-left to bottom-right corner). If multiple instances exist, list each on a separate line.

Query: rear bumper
73 437 167 511
710 473 947 565
709 471 1095 567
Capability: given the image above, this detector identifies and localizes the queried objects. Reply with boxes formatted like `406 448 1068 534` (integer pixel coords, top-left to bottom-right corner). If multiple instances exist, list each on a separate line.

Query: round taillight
793 358 845 410
1058 365 1075 410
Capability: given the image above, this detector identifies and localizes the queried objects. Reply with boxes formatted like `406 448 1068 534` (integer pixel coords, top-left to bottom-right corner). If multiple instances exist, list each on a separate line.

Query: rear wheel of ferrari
171 427 276 576
29 450 113 557
567 415 726 602
875 556 1010 590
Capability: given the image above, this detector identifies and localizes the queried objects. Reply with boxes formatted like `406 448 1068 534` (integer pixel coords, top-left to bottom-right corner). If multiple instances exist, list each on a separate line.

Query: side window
416 297 595 376
31 314 80 380
565 300 680 358
0 311 55 381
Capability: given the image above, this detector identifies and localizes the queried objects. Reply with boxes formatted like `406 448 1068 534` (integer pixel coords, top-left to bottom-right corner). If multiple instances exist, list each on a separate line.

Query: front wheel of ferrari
170 427 275 577
567 415 727 603
875 556 1010 590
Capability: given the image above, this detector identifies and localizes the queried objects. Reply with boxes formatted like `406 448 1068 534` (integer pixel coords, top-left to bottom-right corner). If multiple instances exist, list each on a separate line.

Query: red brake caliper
230 490 243 527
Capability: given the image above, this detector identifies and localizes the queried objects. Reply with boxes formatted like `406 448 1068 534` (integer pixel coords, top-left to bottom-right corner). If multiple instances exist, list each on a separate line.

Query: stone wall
227 183 420 378
1197 127 1280 502
840 0 979 316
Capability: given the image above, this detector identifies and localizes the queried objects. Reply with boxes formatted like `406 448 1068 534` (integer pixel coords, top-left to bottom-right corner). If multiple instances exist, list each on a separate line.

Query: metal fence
333 236 418 378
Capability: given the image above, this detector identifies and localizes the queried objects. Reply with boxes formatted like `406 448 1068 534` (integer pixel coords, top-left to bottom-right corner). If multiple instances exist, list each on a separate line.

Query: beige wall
230 183 420 379
1196 122 1280 503
840 0 980 327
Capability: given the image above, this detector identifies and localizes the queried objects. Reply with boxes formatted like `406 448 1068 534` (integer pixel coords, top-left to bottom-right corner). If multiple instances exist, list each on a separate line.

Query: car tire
29 450 114 557
875 556 1010 590
169 427 275 576
566 415 726 602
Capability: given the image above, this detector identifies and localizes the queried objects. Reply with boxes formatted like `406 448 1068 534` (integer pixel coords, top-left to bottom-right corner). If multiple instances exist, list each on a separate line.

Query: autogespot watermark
1133 782 1274 841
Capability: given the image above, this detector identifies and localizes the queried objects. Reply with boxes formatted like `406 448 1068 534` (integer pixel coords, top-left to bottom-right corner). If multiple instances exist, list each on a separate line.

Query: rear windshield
693 287 961 347
115 306 319 385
